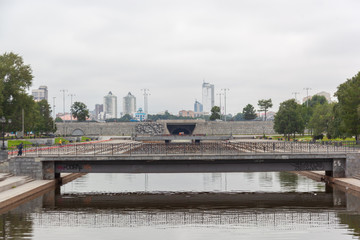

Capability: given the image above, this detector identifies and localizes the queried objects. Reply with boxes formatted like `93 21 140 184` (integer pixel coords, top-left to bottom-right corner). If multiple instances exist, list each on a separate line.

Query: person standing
17 143 23 156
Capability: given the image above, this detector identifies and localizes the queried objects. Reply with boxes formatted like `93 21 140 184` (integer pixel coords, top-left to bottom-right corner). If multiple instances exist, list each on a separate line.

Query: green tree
119 114 133 122
258 99 273 121
335 72 360 140
274 99 305 139
71 101 89 122
308 102 333 138
233 112 244 121
34 100 56 135
0 52 33 126
301 95 328 130
242 104 257 120
209 106 221 121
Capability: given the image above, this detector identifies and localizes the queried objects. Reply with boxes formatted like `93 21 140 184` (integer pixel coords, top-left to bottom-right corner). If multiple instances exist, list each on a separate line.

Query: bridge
6 141 360 180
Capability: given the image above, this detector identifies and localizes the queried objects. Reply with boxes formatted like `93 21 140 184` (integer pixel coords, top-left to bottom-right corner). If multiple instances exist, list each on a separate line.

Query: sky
1 0 360 116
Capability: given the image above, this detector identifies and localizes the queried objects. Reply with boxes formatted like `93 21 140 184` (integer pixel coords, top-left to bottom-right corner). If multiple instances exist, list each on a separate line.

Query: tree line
274 72 360 141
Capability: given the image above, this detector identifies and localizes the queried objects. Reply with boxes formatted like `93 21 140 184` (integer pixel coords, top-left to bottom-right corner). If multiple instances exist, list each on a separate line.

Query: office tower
194 100 203 113
103 91 117 119
202 82 214 114
32 85 48 102
123 92 136 116
95 104 103 120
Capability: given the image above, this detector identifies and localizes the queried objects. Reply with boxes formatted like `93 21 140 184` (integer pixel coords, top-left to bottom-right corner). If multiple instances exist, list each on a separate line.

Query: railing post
94 144 96 155
76 144 77 155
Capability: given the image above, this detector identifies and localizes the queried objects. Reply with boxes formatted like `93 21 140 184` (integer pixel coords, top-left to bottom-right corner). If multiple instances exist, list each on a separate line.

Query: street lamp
1 117 11 150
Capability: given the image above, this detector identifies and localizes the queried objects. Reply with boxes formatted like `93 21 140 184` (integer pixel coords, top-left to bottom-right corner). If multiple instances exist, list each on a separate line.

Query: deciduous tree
71 101 89 122
334 72 360 140
274 99 304 139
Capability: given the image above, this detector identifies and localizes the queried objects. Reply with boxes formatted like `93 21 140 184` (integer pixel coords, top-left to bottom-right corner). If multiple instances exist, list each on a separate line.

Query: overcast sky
1 0 360 116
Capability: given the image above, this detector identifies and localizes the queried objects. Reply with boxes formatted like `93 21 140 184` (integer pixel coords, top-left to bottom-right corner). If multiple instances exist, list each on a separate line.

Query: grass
7 140 33 149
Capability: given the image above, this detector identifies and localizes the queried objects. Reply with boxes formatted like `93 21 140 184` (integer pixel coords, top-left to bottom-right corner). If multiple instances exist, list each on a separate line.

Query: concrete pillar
346 153 360 178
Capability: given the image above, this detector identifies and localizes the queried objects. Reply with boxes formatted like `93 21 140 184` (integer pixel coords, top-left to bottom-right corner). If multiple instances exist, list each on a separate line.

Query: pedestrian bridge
8 141 360 180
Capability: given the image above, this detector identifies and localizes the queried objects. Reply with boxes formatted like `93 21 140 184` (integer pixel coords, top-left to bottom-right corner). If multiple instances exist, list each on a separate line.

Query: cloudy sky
1 0 360 116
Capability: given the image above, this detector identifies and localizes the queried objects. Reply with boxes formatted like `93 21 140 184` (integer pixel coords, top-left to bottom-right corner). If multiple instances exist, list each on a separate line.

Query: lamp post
1 117 11 150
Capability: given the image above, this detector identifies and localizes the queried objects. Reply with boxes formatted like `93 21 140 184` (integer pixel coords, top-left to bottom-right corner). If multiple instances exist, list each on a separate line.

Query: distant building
202 82 214 114
32 85 48 102
123 92 136 116
194 100 203 114
103 91 117 119
134 108 147 122
95 104 103 120
179 110 195 118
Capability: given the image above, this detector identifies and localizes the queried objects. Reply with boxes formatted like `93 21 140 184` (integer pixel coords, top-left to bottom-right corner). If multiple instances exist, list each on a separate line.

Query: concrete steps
0 175 33 193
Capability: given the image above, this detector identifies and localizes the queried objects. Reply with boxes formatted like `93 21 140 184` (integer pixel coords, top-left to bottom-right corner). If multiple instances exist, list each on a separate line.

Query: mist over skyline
1 0 360 115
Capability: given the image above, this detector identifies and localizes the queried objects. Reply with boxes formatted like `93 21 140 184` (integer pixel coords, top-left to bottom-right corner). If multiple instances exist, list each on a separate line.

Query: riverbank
0 173 85 214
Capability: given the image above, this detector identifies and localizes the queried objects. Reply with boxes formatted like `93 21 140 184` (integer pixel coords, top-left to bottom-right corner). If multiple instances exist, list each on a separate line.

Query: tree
209 106 221 121
118 114 133 122
308 102 333 138
233 112 244 121
274 99 305 139
301 95 328 130
258 99 273 121
71 101 89 122
242 104 257 120
335 72 360 140
0 52 33 129
34 100 56 135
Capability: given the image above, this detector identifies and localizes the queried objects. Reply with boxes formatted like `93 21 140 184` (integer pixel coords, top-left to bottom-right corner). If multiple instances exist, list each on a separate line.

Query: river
1 172 360 239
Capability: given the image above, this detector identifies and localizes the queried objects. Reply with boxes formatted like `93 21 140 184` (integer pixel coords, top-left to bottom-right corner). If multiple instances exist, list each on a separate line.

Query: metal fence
17 141 360 156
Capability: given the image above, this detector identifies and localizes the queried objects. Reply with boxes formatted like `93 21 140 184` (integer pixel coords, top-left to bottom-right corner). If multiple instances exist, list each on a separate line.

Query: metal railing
18 141 360 156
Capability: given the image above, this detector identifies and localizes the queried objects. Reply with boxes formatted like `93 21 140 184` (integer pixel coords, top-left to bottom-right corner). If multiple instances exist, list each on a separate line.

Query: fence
17 141 360 156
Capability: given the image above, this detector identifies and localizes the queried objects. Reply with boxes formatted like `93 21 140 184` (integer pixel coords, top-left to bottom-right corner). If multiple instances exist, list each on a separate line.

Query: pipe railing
17 141 360 156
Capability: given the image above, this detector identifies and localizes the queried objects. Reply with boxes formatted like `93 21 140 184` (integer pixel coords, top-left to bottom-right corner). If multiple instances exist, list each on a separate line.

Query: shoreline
0 173 85 214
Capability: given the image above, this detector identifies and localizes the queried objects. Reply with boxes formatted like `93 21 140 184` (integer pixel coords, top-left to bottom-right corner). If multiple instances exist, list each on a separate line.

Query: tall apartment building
202 82 214 114
32 85 48 102
103 91 117 119
123 92 136 116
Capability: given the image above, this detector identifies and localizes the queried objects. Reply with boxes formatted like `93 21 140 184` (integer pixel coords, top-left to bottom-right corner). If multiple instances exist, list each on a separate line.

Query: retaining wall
55 121 276 136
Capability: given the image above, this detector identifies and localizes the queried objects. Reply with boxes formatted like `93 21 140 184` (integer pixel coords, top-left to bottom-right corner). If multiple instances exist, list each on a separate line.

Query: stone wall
56 121 276 136
9 157 43 180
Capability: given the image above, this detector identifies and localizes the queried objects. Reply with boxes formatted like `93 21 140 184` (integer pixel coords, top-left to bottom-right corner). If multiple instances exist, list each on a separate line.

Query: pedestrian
17 142 23 156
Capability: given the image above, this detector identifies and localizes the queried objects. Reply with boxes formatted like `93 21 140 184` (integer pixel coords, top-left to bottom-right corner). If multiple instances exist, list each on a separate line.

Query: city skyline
4 1 360 115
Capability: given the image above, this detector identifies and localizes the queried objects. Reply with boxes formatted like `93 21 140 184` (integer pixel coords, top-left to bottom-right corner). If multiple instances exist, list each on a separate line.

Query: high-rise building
202 82 214 114
103 91 117 119
32 85 48 102
95 104 103 120
123 92 136 116
194 100 203 113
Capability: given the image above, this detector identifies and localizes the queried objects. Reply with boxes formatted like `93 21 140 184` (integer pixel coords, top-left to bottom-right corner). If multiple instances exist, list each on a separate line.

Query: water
1 172 360 240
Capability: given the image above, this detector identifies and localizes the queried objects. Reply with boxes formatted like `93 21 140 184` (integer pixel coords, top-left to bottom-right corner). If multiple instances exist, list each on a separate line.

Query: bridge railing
20 141 360 156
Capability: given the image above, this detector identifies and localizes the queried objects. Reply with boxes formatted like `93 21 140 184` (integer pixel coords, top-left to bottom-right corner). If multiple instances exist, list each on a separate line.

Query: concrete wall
346 153 360 178
9 157 43 180
55 121 276 136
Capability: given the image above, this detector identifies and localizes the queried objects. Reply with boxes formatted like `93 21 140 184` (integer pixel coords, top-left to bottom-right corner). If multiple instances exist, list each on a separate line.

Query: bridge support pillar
43 161 57 180
326 158 346 178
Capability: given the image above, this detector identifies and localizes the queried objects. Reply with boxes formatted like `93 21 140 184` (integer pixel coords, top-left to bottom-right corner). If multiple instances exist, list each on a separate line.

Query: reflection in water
0 172 360 240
